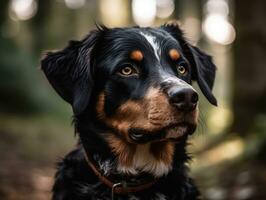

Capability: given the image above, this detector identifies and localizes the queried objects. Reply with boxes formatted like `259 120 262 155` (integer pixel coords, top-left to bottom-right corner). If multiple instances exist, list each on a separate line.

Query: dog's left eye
176 63 188 76
118 65 138 77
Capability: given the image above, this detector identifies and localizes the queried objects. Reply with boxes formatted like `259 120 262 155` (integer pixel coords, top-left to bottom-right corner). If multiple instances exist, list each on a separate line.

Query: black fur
41 23 217 200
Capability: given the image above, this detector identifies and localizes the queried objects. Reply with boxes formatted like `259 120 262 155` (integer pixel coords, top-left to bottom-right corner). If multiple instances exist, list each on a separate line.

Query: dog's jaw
117 143 173 177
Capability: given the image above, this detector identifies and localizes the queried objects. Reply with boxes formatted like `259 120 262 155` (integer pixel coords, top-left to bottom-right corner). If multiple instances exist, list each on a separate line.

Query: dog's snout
169 87 198 111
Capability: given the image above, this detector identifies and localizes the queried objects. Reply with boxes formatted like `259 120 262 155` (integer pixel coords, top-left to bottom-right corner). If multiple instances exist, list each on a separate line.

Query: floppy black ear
41 30 99 115
161 22 217 106
186 45 217 105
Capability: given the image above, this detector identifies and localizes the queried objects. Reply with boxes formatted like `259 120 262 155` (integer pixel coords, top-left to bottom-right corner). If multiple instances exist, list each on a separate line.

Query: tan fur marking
169 49 180 61
96 93 106 119
130 50 143 62
150 142 175 164
145 88 182 128
105 134 136 167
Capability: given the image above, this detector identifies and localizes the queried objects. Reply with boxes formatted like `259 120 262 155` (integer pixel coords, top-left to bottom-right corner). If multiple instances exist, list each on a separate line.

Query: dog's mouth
128 122 196 144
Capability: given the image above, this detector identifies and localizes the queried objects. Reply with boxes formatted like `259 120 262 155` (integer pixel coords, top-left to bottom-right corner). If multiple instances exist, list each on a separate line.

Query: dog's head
42 23 216 144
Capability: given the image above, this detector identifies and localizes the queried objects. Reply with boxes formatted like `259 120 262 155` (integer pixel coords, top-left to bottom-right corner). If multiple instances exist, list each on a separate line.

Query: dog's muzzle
161 76 199 112
129 77 198 144
129 122 196 143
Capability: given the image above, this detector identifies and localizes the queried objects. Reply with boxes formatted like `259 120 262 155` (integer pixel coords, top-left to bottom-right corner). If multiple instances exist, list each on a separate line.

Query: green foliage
0 36 71 117
0 36 38 113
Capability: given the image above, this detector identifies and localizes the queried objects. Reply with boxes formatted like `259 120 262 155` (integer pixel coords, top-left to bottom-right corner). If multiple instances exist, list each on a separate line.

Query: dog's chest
117 144 172 177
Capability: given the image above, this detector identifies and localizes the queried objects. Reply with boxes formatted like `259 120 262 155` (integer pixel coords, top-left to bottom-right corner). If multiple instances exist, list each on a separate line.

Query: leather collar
82 146 157 195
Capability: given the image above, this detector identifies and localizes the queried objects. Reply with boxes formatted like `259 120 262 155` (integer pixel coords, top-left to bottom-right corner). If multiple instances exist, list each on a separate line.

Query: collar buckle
111 182 122 200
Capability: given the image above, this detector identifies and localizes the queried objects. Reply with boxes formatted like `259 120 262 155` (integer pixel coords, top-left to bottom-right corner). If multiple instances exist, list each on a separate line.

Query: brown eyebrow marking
130 50 143 62
169 49 180 60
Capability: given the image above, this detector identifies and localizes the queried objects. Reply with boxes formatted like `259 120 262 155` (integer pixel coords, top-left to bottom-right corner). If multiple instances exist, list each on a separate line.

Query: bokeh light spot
156 0 175 19
132 0 156 26
10 0 37 21
203 14 236 45
64 0 86 9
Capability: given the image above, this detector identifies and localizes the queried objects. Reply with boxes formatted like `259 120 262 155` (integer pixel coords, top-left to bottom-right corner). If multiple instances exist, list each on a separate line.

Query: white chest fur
117 144 172 177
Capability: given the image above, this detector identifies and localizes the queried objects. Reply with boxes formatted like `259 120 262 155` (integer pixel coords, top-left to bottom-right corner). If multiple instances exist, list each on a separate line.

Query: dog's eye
118 65 138 77
177 64 187 75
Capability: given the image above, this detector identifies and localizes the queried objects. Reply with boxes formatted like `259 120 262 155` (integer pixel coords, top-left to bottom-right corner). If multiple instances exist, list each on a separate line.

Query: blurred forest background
0 0 266 199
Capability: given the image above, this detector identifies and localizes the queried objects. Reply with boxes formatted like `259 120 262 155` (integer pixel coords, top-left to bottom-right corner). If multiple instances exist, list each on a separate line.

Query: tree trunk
232 0 266 135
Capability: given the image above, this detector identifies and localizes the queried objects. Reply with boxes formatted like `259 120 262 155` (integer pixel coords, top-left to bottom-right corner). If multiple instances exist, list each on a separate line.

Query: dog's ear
161 22 217 106
41 30 99 115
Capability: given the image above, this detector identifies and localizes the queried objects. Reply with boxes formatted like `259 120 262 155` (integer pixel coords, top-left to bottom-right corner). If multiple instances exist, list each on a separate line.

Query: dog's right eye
177 65 187 75
117 65 139 77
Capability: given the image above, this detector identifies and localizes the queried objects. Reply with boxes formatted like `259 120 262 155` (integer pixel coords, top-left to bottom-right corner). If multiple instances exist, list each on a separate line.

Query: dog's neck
104 134 175 177
77 118 189 179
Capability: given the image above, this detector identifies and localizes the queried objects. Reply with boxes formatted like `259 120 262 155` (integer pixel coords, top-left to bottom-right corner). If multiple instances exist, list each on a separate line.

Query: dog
41 22 217 200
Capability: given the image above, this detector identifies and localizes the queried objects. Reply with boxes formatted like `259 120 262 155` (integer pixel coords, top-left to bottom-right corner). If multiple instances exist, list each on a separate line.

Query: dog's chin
128 122 197 144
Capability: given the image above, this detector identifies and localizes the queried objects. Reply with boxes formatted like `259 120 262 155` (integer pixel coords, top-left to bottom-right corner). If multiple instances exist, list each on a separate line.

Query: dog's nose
169 87 198 111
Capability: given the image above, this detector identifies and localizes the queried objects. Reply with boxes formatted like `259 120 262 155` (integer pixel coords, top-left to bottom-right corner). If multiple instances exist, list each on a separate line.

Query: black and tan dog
42 22 217 200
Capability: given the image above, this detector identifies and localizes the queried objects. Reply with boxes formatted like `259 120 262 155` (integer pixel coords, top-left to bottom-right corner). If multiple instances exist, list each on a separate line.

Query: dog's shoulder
52 148 96 200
